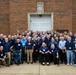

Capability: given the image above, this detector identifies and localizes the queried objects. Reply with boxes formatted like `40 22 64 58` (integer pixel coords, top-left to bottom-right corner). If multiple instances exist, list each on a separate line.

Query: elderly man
59 36 66 64
0 46 9 67
13 39 22 65
3 38 12 66
0 46 6 67
33 37 38 63
26 37 33 64
73 38 76 66
20 36 27 63
49 45 59 65
0 34 4 46
65 36 73 66
39 42 49 65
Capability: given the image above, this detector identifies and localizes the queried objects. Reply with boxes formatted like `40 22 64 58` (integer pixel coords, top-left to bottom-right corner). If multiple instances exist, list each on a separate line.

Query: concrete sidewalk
0 63 76 75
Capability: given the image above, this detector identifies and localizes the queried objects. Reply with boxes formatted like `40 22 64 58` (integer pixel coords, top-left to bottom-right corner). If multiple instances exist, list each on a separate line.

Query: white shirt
59 40 66 49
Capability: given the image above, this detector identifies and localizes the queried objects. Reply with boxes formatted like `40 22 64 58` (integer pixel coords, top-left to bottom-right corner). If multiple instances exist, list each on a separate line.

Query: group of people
0 30 76 67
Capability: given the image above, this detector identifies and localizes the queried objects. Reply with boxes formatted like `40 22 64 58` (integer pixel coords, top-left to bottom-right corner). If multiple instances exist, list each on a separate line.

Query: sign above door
37 2 44 14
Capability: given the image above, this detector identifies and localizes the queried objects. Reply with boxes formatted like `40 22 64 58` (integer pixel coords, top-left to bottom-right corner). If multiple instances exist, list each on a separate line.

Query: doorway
28 13 54 31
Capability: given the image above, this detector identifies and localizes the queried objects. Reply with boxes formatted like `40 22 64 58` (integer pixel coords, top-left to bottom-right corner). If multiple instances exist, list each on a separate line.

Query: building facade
0 0 76 35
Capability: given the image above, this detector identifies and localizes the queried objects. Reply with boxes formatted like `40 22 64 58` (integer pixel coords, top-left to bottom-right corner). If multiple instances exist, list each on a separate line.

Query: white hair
51 45 55 47
28 36 31 39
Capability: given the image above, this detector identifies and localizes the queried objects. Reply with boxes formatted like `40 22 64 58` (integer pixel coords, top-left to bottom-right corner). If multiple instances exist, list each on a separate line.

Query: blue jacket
70 36 74 41
49 42 56 48
0 51 5 58
20 39 27 47
45 38 51 47
26 41 33 50
49 48 58 56
41 39 47 45
3 41 12 52
65 41 73 50
33 41 38 51
40 46 49 53
11 39 16 46
37 39 42 50
14 42 22 51
73 41 76 50
0 38 4 46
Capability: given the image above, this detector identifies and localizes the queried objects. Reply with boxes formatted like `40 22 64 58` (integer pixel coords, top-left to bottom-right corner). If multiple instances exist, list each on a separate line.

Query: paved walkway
0 63 76 75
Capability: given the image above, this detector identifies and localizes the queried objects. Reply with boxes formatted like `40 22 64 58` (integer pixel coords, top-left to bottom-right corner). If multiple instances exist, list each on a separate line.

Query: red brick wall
0 0 75 34
0 0 10 35
72 0 76 34
9 0 72 34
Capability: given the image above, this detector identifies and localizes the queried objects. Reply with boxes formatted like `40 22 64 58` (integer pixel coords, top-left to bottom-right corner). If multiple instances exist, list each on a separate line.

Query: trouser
0 60 1 67
39 53 41 63
5 57 9 65
0 60 1 64
59 49 67 64
6 52 11 64
74 52 76 64
49 54 54 62
49 54 59 65
66 50 73 64
33 51 39 62
11 52 14 65
40 53 49 64
0 57 9 66
27 49 33 62
53 56 59 65
0 60 3 67
13 51 22 64
22 47 26 63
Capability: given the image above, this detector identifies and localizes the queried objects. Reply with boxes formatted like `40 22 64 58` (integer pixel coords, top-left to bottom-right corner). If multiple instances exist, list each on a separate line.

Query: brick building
0 0 76 35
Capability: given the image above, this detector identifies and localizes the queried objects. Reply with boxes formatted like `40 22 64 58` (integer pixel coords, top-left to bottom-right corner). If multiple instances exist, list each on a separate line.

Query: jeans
66 50 73 64
74 52 76 64
13 51 22 64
